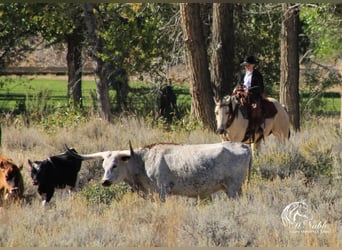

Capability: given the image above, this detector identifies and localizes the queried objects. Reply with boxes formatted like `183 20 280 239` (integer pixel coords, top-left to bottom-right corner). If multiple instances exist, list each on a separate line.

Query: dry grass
0 116 341 247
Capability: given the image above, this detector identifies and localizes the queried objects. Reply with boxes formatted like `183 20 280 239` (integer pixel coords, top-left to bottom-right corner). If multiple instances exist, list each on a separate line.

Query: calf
28 148 83 205
0 156 24 204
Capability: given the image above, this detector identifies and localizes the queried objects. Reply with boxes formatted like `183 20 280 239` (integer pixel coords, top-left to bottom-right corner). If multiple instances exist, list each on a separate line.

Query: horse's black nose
216 128 225 135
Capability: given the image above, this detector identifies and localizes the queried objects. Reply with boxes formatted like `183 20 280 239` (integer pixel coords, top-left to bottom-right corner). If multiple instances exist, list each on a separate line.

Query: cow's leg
45 188 54 203
158 184 166 202
156 180 172 202
72 174 80 191
165 181 174 194
223 180 243 199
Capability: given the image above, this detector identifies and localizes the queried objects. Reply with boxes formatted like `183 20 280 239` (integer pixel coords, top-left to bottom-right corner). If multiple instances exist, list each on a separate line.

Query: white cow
65 141 252 201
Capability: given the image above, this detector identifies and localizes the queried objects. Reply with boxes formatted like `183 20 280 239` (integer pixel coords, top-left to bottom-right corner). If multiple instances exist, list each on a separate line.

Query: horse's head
214 95 239 136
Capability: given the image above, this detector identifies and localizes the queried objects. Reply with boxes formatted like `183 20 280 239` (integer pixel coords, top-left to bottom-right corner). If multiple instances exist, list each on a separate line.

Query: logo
281 201 329 234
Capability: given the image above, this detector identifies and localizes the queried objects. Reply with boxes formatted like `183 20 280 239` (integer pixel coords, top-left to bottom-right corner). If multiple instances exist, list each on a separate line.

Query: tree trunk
180 3 216 131
210 3 234 99
280 3 300 131
340 81 342 131
106 63 129 113
66 27 83 108
83 3 111 121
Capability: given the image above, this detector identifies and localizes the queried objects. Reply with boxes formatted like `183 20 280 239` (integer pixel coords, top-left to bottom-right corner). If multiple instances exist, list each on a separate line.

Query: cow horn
64 144 106 160
129 140 135 156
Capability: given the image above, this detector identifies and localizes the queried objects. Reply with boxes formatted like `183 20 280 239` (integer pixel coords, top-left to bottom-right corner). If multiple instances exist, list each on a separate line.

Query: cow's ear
27 160 33 170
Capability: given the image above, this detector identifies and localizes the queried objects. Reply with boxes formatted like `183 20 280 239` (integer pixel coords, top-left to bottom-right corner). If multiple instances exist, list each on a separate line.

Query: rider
234 55 265 139
240 55 264 96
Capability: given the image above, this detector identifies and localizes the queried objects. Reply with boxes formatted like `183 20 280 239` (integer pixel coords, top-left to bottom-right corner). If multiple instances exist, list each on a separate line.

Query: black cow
27 148 83 205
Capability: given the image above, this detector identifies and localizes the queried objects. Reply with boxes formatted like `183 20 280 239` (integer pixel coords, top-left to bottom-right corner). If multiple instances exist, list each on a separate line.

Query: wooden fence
0 67 93 76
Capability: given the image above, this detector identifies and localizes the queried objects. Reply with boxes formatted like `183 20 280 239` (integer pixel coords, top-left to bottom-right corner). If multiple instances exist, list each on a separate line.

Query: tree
299 4 342 129
64 6 84 108
66 22 83 108
83 3 111 121
280 3 300 131
98 3 177 113
0 4 86 108
33 4 85 108
233 4 282 96
210 3 234 99
0 3 39 67
180 3 216 130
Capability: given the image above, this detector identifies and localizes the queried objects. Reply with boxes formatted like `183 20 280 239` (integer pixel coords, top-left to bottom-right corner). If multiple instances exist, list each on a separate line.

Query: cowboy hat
240 55 259 66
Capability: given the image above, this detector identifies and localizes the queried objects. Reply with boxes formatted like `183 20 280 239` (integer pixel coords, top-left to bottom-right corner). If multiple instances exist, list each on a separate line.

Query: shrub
80 182 130 205
38 103 88 134
256 125 340 182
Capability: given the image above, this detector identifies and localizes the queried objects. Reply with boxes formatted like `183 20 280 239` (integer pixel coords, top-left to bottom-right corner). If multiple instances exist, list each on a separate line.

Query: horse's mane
215 95 232 107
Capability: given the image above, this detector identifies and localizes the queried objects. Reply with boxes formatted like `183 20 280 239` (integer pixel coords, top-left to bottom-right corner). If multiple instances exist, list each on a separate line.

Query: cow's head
101 141 145 187
101 150 131 187
0 158 23 199
27 160 46 185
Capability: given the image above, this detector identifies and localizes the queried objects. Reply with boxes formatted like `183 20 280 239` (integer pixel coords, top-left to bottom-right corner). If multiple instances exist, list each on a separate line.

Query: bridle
219 96 240 130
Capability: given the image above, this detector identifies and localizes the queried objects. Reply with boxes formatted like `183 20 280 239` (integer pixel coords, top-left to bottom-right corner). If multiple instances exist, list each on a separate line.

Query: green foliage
300 60 341 117
98 3 178 79
25 88 53 118
233 4 282 94
170 114 203 133
38 103 88 133
0 3 39 66
31 3 83 43
301 91 341 118
300 4 342 60
80 182 130 205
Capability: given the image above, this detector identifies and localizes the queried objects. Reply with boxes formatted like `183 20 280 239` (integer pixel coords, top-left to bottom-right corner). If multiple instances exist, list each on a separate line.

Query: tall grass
0 116 341 247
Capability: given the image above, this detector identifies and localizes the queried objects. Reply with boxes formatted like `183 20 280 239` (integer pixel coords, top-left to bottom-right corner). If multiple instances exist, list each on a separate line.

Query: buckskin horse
215 94 290 150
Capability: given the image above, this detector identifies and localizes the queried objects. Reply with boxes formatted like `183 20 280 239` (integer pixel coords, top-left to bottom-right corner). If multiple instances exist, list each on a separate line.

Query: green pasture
0 77 95 111
0 76 340 118
0 77 191 116
301 91 341 117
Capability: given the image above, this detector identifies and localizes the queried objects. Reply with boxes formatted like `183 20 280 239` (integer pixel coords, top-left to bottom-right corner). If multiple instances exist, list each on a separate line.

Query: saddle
233 87 278 142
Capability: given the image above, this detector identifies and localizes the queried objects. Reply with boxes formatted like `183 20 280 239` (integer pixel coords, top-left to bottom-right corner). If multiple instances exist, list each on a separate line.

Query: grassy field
0 77 96 111
0 76 340 118
0 115 341 247
0 76 341 247
0 76 191 117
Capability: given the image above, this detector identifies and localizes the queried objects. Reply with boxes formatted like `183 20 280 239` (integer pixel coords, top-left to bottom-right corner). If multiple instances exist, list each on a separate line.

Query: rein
219 95 266 144
220 98 239 130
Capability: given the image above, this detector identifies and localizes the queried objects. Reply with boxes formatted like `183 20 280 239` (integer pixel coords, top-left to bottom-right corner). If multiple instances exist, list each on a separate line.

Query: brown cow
0 156 24 204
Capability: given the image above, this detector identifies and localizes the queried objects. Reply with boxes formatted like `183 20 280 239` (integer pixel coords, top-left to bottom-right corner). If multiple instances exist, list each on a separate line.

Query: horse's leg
251 143 260 157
